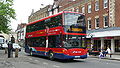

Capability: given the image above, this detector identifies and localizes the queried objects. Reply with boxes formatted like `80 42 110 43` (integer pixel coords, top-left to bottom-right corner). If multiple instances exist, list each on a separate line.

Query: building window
88 19 91 30
68 9 72 12
95 18 99 29
104 16 108 27
82 6 85 13
88 4 92 13
104 0 108 8
95 1 99 11
76 7 79 12
54 9 58 14
72 0 76 1
72 8 74 12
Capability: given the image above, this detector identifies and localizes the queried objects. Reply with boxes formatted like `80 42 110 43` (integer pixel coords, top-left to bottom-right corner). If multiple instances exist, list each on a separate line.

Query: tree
0 0 16 34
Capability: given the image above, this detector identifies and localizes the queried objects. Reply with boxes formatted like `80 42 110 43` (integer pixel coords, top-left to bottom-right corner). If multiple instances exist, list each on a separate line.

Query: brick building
28 5 52 23
52 0 120 53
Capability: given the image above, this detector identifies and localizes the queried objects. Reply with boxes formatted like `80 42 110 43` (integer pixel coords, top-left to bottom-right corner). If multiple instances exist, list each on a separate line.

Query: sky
11 0 54 31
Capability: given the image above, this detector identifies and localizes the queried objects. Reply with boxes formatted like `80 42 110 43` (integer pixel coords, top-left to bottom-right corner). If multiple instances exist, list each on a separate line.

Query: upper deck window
64 13 86 33
64 13 85 26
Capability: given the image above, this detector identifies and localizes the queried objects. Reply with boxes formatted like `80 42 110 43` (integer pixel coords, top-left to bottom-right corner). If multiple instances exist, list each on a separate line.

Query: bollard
15 48 19 58
5 48 7 54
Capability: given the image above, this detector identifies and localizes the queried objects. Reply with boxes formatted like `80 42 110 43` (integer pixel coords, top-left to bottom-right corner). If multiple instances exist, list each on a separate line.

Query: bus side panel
54 53 87 59
25 47 88 59
35 47 46 56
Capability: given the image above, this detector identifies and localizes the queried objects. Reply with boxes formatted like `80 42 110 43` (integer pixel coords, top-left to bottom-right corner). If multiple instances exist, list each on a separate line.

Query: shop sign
104 37 113 39
93 38 100 40
114 37 120 39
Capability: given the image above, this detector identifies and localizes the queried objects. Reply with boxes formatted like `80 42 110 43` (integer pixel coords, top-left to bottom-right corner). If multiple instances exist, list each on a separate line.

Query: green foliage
0 0 16 34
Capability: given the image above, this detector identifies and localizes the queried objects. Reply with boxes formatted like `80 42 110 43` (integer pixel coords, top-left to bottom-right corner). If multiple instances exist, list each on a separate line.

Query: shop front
114 37 120 52
87 27 120 53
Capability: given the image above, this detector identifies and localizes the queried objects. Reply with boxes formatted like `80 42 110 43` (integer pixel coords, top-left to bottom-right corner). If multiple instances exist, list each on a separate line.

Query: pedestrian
99 48 106 58
102 50 106 57
99 51 104 58
101 47 106 57
106 47 112 58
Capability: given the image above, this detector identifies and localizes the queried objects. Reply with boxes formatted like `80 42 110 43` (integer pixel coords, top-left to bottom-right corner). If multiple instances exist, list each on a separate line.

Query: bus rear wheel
48 51 54 60
29 50 33 56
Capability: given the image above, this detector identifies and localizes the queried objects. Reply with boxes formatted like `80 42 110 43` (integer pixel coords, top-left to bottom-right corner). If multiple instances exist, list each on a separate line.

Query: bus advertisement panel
25 11 88 60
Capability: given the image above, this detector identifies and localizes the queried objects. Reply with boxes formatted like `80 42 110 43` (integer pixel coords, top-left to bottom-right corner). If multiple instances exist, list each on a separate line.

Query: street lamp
87 33 94 39
87 33 94 50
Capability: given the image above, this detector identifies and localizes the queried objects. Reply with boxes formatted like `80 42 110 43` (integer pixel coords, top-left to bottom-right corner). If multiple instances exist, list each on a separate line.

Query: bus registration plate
75 56 80 58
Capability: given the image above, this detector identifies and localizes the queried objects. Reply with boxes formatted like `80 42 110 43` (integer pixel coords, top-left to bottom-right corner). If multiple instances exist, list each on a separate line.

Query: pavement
0 49 26 61
88 53 120 61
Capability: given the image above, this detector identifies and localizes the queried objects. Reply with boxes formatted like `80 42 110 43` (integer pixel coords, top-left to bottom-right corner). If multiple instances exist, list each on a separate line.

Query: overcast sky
11 0 54 31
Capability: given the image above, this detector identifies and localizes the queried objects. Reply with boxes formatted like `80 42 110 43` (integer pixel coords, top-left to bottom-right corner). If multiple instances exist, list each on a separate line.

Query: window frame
82 6 85 13
95 17 100 29
88 19 91 30
88 4 92 13
104 16 108 27
104 0 108 9
95 1 99 11
76 7 79 12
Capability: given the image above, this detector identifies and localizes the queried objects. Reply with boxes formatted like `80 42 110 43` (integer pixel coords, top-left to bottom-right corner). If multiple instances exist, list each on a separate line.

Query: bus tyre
69 59 74 61
48 51 54 60
30 50 33 56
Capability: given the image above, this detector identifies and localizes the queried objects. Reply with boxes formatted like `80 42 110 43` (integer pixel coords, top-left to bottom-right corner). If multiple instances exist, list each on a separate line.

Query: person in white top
106 47 112 58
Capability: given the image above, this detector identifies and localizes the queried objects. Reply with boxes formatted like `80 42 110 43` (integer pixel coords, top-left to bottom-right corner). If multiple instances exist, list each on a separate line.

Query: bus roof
27 11 84 26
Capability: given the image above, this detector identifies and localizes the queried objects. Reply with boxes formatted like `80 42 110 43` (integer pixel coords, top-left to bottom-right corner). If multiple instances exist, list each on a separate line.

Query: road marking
43 62 48 65
106 63 109 64
28 58 32 60
12 67 16 68
35 60 39 62
53 65 60 68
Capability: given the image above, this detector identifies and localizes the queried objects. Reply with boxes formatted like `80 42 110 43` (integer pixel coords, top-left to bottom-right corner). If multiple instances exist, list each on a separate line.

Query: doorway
115 40 120 52
104 40 111 50
93 40 101 51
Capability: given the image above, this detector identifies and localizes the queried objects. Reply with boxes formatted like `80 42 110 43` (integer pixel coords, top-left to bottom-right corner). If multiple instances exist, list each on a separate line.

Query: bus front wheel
48 51 54 60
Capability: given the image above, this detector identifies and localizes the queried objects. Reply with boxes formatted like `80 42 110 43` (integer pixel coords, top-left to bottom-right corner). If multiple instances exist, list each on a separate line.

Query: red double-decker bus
25 11 88 60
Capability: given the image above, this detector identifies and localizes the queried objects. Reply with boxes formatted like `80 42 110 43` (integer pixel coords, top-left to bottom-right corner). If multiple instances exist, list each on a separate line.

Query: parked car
1 43 8 49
